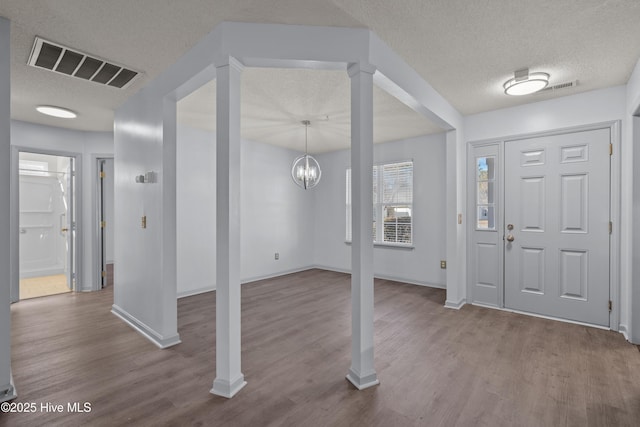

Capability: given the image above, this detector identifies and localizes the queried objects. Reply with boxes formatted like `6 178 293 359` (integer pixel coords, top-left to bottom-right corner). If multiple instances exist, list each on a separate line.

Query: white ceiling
2 0 640 152
177 68 442 153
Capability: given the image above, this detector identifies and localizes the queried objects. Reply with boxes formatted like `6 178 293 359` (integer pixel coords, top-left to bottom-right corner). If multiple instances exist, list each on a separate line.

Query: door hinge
101 271 106 278
609 221 613 234
609 300 613 312
609 143 613 156
100 171 106 179
100 221 106 229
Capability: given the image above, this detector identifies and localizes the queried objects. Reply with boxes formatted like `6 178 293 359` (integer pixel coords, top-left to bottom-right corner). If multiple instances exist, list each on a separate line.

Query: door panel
19 175 66 277
468 144 502 307
504 128 610 326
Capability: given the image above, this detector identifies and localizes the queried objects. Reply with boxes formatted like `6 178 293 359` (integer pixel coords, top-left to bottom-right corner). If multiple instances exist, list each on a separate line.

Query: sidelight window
476 156 495 230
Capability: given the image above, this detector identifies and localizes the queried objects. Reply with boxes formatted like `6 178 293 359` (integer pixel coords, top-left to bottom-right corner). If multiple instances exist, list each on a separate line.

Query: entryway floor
19 274 70 299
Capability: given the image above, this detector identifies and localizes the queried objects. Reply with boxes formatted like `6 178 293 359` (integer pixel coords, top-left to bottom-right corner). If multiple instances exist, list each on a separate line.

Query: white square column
210 56 247 398
346 62 379 390
0 16 16 403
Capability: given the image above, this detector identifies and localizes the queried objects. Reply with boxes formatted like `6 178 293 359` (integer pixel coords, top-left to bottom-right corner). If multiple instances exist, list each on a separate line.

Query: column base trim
444 298 466 310
1 374 17 403
346 368 379 390
211 375 247 398
111 304 181 349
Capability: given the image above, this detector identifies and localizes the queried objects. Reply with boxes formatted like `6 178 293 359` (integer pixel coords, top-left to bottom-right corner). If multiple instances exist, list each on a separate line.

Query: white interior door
18 174 67 278
504 128 611 326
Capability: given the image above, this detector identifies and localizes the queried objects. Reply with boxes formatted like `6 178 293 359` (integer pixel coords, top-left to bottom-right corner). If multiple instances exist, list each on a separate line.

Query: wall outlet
275 252 279 260
440 260 446 269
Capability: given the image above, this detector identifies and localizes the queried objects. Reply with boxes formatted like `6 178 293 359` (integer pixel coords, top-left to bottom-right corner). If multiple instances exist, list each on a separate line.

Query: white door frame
10 146 83 302
466 120 621 331
92 154 114 291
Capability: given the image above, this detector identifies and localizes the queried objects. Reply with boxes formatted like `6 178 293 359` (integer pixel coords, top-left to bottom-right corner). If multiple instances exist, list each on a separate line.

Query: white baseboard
312 264 351 275
178 284 216 299
373 273 445 289
444 298 467 309
311 265 446 290
177 266 322 299
111 304 181 349
619 324 629 341
241 266 316 284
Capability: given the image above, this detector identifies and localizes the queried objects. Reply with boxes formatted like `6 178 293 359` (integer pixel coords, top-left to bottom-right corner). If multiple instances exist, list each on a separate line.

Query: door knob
61 227 69 232
506 234 515 242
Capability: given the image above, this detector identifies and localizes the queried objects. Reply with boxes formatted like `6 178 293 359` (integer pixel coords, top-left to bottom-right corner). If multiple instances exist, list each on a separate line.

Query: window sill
344 241 415 250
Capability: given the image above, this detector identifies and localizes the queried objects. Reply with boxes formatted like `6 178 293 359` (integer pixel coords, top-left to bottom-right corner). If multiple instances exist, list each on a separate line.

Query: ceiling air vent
27 37 141 89
535 80 578 94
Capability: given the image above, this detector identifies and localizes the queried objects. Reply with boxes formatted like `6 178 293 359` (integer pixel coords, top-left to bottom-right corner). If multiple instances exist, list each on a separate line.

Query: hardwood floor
4 269 640 426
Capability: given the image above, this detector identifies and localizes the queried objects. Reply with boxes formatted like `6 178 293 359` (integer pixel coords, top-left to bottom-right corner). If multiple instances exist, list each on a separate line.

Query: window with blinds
346 160 413 245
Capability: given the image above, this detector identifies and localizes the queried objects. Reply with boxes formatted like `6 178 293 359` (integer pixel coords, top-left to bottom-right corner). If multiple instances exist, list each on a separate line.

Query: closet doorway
97 157 114 288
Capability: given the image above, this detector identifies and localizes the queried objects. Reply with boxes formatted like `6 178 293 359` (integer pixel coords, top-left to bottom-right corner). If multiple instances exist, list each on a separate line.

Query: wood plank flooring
3 269 640 426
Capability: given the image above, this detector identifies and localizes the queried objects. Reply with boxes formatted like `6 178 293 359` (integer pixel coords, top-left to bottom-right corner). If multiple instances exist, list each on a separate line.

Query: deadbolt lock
507 224 514 230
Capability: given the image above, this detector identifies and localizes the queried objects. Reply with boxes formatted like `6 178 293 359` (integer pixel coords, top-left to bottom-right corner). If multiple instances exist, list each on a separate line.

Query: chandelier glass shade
291 120 321 189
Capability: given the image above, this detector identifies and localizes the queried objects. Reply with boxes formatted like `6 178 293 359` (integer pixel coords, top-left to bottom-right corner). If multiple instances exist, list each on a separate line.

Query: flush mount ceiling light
36 105 77 119
291 120 321 190
503 68 550 96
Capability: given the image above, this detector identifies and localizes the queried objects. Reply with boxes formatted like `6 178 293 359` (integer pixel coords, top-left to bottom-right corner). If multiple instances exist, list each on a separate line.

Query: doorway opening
97 158 114 288
17 152 77 300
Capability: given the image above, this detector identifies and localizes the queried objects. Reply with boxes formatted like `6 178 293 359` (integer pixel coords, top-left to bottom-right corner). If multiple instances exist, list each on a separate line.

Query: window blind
346 160 413 244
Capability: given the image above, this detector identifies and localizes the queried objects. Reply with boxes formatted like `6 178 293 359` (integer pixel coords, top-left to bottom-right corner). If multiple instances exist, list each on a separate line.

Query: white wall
465 86 626 142
176 125 315 297
241 137 316 281
627 57 640 343
177 125 215 296
113 94 178 347
11 120 114 291
464 85 628 330
313 133 447 288
0 16 15 402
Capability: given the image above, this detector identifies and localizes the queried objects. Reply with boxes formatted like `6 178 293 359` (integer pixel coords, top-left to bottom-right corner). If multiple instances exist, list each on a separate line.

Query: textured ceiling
177 68 442 153
1 0 640 150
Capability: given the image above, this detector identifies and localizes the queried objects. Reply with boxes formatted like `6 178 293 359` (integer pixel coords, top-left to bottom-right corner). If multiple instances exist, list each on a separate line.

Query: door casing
466 121 621 331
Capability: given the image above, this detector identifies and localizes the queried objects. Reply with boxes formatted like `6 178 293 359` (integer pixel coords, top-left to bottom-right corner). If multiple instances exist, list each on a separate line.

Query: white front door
504 128 610 326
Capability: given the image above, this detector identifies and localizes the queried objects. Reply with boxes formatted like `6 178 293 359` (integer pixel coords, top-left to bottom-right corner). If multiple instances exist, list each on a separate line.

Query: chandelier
291 120 321 189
